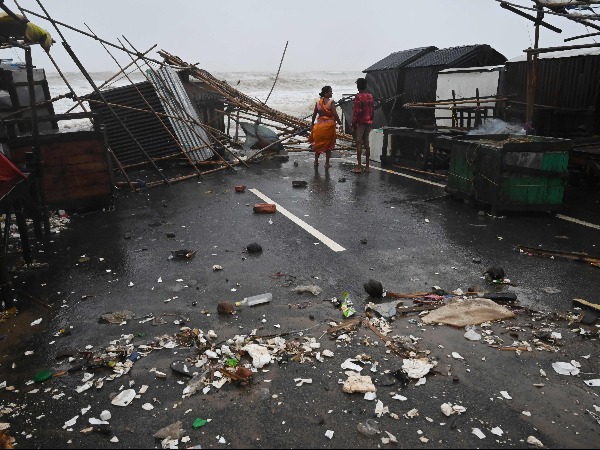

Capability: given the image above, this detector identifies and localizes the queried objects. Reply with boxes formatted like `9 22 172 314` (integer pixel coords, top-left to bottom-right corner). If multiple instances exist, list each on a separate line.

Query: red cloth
352 92 374 128
0 153 25 182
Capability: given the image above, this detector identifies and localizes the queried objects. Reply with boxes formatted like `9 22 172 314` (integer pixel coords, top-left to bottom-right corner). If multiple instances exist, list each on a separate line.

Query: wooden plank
46 184 111 203
44 172 111 189
43 161 109 175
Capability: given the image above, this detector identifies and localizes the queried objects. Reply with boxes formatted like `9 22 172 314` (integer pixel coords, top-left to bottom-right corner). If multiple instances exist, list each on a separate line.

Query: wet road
0 153 599 449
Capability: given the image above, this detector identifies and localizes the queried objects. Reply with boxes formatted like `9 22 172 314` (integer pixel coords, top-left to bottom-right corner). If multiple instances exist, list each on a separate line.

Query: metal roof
364 47 437 72
405 45 484 68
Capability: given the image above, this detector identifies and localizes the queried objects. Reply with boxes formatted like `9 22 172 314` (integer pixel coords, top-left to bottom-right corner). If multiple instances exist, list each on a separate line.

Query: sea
44 70 364 133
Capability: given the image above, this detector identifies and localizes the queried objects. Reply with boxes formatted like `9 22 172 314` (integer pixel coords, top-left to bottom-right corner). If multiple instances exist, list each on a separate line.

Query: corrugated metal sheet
87 81 181 166
86 69 215 166
498 54 600 137
147 67 213 162
406 45 483 68
364 47 436 72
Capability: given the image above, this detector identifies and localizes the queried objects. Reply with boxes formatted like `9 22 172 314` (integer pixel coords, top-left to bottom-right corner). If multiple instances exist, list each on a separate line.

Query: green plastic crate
445 134 571 213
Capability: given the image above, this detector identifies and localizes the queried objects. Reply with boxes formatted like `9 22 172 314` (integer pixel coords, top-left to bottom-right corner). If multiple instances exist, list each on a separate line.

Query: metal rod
264 40 288 105
525 41 600 54
499 2 562 33
25 46 50 234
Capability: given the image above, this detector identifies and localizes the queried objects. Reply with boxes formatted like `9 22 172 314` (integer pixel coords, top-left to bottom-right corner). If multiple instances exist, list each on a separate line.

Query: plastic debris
402 358 433 379
356 419 380 436
142 403 154 410
294 378 312 387
464 326 482 341
153 421 184 440
34 370 53 383
422 298 515 326
292 285 322 296
101 310 134 324
472 428 486 439
170 249 196 260
341 359 363 372
500 391 512 400
241 343 271 368
212 265 223 271
30 318 42 326
441 403 466 416
100 410 111 421
584 379 600 387
552 361 580 376
325 430 334 440
375 400 389 418
111 389 136 406
236 293 272 307
452 352 464 360
62 416 78 429
192 418 208 429
381 431 398 445
366 301 399 318
364 392 377 401
491 427 504 436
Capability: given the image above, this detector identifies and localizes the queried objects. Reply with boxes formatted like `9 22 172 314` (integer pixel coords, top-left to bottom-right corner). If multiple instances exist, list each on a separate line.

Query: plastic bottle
235 293 272 307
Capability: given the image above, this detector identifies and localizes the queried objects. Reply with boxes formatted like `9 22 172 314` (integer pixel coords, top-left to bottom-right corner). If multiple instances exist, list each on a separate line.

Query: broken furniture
4 113 114 211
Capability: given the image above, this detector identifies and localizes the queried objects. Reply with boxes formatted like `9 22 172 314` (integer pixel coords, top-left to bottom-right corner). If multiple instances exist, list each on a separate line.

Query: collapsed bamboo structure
8 2 355 191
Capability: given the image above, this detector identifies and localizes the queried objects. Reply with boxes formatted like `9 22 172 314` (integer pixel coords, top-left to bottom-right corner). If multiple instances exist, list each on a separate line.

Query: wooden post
526 5 543 134
451 90 457 128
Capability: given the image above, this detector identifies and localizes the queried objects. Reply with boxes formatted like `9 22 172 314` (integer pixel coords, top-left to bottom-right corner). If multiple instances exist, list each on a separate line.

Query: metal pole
25 47 50 234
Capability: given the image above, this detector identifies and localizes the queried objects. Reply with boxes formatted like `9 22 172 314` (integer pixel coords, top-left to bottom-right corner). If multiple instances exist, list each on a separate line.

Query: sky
4 0 600 74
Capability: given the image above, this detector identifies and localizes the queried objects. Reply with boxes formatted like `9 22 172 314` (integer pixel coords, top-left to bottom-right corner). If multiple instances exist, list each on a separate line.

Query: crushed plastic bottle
357 419 380 436
235 293 272 307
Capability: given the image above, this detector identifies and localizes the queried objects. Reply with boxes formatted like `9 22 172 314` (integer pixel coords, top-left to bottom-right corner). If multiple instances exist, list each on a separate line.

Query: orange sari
309 98 336 153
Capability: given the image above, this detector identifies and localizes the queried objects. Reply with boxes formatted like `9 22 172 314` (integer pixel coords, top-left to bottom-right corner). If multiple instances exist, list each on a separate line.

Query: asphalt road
0 153 599 449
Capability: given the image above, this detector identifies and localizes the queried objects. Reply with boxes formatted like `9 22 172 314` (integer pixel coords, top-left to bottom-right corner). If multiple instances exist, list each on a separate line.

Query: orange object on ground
253 203 276 213
235 185 246 193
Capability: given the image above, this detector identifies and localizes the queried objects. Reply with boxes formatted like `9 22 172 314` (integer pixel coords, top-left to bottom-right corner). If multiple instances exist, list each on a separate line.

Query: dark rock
581 312 598 325
246 243 263 254
166 232 176 238
217 301 235 315
338 177 346 182
472 257 481 264
292 180 308 188
364 279 384 298
484 266 505 280
360 239 368 244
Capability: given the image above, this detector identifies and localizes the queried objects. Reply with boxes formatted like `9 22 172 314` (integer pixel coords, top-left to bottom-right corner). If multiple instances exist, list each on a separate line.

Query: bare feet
364 167 370 173
351 167 362 173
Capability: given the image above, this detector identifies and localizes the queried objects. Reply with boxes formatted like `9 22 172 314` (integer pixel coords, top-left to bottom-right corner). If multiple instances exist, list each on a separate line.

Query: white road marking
342 160 446 188
556 214 600 230
249 188 346 252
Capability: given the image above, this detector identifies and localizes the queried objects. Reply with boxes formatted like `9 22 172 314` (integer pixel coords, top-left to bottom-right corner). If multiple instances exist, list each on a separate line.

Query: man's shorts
354 124 372 145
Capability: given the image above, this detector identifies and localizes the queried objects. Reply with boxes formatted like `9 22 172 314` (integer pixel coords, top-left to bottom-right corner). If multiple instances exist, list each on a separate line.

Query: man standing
351 78 374 173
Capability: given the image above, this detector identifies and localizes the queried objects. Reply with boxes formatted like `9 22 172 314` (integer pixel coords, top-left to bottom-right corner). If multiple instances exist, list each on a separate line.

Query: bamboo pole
97 44 157 89
32 0 171 184
122 36 242 171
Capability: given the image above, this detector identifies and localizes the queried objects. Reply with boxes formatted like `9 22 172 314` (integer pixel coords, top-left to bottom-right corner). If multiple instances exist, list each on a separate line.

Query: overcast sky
8 0 600 73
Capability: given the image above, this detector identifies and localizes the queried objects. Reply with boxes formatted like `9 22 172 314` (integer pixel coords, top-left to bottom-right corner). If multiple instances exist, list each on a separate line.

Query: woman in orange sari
309 86 342 168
